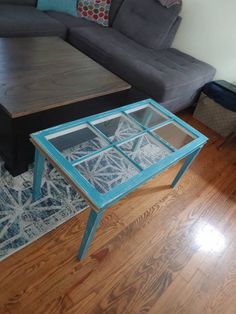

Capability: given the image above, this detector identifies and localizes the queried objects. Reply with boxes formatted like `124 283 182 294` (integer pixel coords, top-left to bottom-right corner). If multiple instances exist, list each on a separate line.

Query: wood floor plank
0 110 235 314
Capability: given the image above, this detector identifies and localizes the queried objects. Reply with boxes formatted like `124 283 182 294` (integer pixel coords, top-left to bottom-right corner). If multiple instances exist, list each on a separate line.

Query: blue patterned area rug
0 158 88 262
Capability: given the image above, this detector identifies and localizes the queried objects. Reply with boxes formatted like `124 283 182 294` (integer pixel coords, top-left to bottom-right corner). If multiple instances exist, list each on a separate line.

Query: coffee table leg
78 208 105 261
32 148 45 202
171 147 202 188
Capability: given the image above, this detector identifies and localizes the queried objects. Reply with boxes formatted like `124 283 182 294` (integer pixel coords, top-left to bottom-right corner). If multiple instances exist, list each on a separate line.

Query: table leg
32 148 45 202
78 208 105 261
171 147 202 188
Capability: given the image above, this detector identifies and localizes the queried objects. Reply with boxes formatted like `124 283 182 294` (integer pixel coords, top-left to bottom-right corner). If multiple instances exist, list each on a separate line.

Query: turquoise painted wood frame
31 99 208 260
31 99 208 211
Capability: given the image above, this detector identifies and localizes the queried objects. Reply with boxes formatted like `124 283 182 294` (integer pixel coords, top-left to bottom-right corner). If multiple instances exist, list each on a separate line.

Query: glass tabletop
152 122 196 149
119 133 172 169
46 124 108 161
92 113 142 142
128 105 168 128
45 106 196 195
76 148 140 194
32 99 207 208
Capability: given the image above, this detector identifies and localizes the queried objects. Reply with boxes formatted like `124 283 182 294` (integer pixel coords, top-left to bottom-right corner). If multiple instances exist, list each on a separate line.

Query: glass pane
128 106 167 128
119 134 171 169
48 125 108 161
75 148 139 194
93 114 141 142
152 122 195 149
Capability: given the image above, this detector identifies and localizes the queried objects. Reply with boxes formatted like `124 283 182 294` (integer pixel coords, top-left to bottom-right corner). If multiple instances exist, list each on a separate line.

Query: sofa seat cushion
0 5 67 38
46 11 101 29
123 48 216 101
69 26 215 105
113 0 181 51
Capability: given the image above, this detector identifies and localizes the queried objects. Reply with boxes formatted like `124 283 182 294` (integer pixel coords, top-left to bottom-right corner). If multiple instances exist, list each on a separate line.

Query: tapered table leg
32 148 45 201
78 208 105 260
171 147 202 188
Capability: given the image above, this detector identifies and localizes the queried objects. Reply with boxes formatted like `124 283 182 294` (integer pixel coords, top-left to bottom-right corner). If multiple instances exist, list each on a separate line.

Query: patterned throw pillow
77 0 111 27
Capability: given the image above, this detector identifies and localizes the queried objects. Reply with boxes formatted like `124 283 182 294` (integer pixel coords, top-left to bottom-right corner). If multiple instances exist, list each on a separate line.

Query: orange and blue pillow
77 0 111 27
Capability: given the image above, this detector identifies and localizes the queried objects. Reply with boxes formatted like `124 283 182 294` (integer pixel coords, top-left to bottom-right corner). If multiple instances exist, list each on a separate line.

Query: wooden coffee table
0 37 133 176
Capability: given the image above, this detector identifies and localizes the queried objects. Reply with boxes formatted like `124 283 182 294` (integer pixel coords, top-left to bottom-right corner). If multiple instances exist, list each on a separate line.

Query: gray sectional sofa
0 0 216 112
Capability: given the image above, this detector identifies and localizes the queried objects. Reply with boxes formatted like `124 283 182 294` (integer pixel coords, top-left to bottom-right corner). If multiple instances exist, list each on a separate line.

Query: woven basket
194 92 236 137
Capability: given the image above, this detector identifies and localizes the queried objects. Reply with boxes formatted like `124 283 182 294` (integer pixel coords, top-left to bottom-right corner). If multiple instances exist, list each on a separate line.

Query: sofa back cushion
109 0 125 25
0 0 36 5
113 0 181 51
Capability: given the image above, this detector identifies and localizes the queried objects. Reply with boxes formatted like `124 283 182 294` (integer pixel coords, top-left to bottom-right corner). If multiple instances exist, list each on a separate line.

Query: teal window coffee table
31 99 208 260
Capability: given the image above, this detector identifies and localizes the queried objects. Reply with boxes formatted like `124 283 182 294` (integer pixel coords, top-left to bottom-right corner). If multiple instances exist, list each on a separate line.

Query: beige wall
172 0 236 83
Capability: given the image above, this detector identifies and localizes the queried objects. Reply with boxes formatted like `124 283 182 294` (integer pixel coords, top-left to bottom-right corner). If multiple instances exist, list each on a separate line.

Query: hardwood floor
0 111 235 314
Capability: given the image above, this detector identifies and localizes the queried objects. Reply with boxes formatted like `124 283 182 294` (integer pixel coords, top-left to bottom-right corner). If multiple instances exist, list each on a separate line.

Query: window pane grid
86 121 144 171
31 99 208 201
122 111 176 152
49 109 193 177
65 112 178 167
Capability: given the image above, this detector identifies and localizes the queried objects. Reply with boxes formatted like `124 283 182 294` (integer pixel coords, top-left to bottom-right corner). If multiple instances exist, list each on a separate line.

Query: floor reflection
195 223 226 253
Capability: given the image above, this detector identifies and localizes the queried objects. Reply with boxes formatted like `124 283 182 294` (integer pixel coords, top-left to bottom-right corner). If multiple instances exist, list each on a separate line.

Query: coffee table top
31 99 208 210
0 37 130 118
